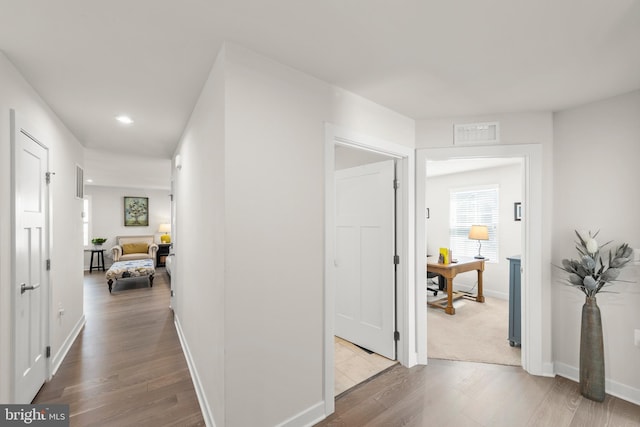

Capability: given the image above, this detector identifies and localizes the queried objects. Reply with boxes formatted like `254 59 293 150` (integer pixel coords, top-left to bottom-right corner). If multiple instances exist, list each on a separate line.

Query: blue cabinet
507 256 521 347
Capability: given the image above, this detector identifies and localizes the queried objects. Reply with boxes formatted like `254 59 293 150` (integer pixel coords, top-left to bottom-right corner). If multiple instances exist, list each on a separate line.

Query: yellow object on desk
439 247 451 264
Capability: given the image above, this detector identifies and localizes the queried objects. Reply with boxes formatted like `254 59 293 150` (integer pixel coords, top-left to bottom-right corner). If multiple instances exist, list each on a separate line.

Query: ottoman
105 259 155 293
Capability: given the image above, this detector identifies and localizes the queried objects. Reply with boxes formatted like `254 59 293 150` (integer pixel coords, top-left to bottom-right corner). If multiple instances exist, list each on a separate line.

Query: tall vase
580 295 605 402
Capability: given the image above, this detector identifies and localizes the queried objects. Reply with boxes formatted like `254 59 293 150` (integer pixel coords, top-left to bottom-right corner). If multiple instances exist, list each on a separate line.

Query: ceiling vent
453 122 500 145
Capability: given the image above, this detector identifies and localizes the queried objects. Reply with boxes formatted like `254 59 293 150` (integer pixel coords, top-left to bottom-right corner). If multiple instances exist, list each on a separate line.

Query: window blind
449 186 499 261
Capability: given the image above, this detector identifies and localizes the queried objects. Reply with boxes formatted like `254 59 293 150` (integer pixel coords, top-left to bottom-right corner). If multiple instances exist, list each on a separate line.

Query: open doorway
333 145 399 395
425 157 523 366
324 124 416 415
416 144 549 377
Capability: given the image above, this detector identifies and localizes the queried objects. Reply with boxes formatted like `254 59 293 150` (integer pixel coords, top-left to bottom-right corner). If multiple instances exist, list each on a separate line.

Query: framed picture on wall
514 202 522 221
124 196 149 226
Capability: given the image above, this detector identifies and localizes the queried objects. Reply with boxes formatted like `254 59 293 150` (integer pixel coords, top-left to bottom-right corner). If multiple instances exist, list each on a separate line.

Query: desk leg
476 269 485 303
445 277 455 315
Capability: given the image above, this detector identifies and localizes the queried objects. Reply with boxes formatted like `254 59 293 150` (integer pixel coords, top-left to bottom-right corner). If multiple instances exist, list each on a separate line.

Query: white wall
173 42 414 426
426 164 523 298
552 90 640 402
334 145 392 170
0 52 85 402
83 185 171 269
173 46 227 425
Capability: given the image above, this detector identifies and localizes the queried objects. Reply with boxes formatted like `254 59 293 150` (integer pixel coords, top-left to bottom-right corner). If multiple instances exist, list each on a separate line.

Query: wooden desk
427 256 485 315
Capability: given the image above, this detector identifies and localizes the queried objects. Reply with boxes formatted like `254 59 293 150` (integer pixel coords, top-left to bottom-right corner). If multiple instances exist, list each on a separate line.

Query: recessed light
86 179 93 183
115 115 134 124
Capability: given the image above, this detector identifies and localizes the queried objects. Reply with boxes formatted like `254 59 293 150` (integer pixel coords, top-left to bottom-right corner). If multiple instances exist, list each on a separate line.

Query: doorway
424 157 523 366
416 144 549 377
324 124 415 415
333 148 398 395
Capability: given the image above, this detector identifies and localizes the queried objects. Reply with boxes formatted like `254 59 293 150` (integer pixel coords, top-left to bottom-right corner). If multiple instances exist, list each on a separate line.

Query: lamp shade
468 225 489 241
158 223 171 233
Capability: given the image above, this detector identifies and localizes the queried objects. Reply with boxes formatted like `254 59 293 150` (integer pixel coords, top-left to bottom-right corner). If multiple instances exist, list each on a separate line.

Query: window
449 186 499 261
82 196 90 247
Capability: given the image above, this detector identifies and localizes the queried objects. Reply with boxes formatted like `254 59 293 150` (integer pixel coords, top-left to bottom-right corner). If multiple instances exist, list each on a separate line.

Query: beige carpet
427 294 521 366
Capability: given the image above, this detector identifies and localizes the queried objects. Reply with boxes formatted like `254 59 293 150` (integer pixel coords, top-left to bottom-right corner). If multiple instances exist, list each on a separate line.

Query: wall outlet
635 329 640 347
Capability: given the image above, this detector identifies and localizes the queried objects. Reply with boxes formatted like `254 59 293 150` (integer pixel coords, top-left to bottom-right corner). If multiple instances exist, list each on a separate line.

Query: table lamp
159 223 171 244
468 225 489 259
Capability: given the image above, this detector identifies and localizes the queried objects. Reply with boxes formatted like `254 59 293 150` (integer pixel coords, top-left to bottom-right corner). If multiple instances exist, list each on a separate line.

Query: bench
105 259 155 293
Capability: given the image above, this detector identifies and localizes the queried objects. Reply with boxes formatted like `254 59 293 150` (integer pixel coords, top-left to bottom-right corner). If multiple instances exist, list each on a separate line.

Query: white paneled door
13 111 49 403
334 160 396 360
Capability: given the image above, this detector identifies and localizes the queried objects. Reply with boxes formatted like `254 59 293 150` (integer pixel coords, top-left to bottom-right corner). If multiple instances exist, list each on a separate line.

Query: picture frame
514 202 522 221
124 196 149 226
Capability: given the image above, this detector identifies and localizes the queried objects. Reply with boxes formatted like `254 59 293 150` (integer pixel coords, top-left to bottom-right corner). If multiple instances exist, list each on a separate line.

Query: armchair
111 235 159 266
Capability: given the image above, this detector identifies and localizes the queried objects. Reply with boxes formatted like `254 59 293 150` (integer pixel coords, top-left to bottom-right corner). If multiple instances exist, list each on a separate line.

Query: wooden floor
34 269 204 426
316 359 640 427
34 271 640 427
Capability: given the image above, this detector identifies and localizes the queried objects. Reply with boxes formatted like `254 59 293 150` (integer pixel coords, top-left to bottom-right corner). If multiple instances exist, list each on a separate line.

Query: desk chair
427 272 445 296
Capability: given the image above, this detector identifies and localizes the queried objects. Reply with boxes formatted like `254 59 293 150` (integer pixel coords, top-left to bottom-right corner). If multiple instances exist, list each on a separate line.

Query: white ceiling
426 157 522 178
1 0 639 167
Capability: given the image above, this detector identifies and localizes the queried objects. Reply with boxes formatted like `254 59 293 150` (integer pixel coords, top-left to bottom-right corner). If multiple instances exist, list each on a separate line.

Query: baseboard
275 401 325 427
51 315 86 377
554 362 640 405
174 314 216 427
542 362 555 377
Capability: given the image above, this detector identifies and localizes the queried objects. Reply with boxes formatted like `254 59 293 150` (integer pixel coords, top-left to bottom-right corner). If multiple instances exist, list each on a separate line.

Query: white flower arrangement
559 230 633 297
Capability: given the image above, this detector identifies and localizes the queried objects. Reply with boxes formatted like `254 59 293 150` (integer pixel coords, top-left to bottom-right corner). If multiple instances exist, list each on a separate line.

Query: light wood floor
334 337 397 395
34 270 204 426
316 359 640 427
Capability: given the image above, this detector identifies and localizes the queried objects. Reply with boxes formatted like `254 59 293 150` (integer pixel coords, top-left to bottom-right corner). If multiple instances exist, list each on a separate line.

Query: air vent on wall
75 165 84 199
453 122 500 145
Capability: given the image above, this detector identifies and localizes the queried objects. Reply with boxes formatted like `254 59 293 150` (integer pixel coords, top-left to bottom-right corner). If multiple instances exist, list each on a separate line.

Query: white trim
174 314 216 427
51 315 86 376
416 144 549 376
555 362 640 405
275 401 325 427
323 123 415 418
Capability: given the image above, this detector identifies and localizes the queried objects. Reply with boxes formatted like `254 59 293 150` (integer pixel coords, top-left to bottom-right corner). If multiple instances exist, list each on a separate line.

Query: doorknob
20 283 40 294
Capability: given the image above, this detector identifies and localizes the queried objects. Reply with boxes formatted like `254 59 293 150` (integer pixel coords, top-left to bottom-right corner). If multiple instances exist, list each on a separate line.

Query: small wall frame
514 202 522 221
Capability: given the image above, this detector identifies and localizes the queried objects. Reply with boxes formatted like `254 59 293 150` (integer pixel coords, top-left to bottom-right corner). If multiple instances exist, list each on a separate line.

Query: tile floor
334 336 397 396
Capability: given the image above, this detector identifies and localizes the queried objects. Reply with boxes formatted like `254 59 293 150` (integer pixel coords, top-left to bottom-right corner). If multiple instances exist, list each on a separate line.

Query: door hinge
45 171 55 184
46 259 51 270
393 255 399 265
393 179 399 190
46 346 51 358
170 290 174 297
394 331 400 341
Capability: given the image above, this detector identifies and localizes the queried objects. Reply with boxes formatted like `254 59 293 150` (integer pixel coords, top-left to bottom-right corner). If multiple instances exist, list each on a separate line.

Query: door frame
10 110 52 402
324 124 415 415
416 144 551 376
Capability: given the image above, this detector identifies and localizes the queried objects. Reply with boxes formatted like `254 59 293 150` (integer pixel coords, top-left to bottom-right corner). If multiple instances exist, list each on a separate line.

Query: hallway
34 270 204 426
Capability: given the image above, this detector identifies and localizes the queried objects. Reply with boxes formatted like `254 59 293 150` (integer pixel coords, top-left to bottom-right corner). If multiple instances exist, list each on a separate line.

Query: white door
13 112 49 403
334 160 396 359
